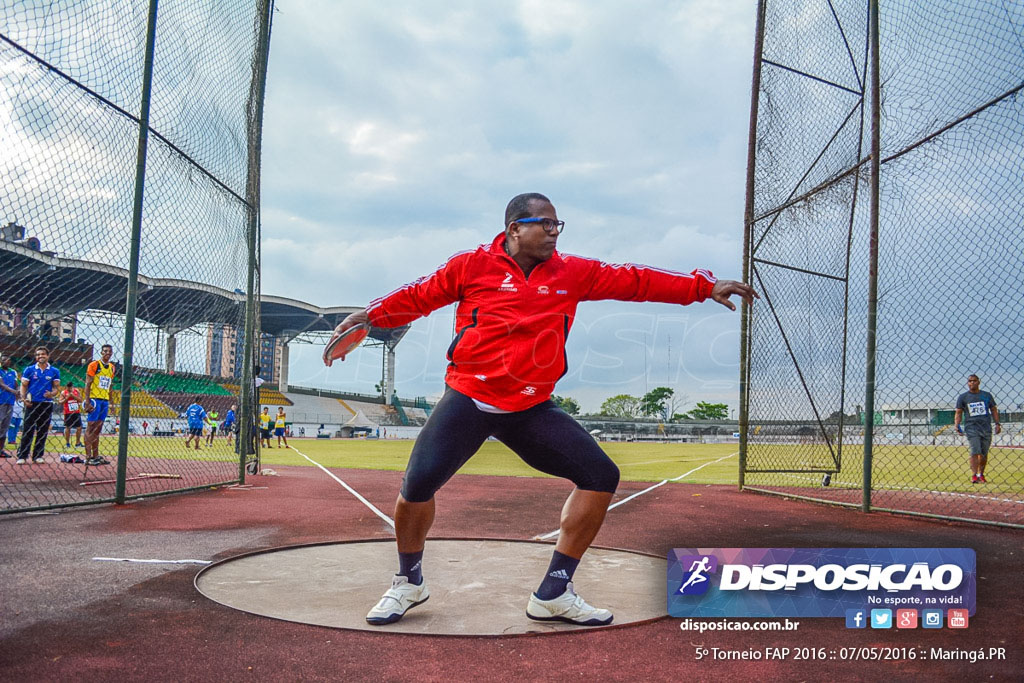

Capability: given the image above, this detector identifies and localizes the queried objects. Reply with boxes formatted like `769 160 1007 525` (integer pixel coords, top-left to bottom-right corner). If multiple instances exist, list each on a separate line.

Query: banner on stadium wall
667 548 975 618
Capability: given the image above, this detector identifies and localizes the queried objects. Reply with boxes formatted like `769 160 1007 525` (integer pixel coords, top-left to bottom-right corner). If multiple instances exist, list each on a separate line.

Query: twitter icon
870 609 892 629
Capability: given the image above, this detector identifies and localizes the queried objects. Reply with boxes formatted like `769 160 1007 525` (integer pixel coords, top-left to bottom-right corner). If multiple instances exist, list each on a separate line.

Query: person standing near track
83 344 116 467
259 406 273 448
274 406 288 448
7 398 24 453
324 192 758 627
17 346 60 464
59 380 84 450
954 374 1000 484
184 397 207 451
205 409 220 446
0 354 19 458
223 404 237 447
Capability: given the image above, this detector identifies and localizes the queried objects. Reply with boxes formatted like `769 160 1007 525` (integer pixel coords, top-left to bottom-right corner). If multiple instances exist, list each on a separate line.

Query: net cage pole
239 0 275 481
115 0 160 505
861 0 881 513
739 0 768 490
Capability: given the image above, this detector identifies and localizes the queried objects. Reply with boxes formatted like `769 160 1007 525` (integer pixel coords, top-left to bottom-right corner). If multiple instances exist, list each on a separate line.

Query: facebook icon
846 609 867 629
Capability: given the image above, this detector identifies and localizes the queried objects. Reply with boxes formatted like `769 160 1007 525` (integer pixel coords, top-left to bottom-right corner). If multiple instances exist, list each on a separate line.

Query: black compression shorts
401 387 619 503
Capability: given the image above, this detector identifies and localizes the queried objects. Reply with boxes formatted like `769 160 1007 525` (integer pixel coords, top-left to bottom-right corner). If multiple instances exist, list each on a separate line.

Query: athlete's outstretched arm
323 251 471 365
576 258 758 309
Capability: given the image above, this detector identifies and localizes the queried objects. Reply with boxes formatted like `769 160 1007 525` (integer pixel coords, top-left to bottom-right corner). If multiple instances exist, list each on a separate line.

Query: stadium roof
0 240 407 345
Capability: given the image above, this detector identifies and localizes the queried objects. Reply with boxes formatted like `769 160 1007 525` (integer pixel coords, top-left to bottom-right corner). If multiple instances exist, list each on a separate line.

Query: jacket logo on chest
499 271 517 292
537 285 549 295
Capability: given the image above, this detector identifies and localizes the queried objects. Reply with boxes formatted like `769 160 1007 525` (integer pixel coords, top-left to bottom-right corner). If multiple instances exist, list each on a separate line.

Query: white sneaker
526 582 613 626
15 459 26 465
365 575 429 625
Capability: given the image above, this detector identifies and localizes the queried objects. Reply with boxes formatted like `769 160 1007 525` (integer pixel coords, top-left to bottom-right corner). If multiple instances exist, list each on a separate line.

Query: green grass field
745 442 1024 494
275 439 740 484
74 436 740 484
64 435 1023 497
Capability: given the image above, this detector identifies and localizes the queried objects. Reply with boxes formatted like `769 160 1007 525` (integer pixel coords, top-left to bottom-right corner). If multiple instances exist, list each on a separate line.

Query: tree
640 387 674 419
599 394 642 418
687 401 729 420
551 395 581 416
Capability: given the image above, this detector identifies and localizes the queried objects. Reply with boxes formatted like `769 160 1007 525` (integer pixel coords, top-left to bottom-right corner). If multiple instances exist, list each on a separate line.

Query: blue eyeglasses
514 217 565 234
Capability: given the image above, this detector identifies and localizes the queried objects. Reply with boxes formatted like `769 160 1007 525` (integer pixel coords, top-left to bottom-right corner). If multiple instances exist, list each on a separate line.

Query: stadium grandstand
0 236 434 433
0 345 433 435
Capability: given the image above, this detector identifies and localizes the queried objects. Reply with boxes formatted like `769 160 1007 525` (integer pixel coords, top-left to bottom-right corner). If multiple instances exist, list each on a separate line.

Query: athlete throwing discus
324 193 758 627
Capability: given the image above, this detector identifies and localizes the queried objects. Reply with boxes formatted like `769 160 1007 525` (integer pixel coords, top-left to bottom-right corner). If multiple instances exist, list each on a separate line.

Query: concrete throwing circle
196 539 667 635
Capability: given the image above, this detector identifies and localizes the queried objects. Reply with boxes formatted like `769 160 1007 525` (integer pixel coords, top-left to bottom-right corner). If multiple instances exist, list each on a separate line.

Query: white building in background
879 402 948 425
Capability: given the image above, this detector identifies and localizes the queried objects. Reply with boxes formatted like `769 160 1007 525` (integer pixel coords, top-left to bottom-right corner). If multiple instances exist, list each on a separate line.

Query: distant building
205 323 283 383
258 332 285 384
206 323 241 379
0 306 77 342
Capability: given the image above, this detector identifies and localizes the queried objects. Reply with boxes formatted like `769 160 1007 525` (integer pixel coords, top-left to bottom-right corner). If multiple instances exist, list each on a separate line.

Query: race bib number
98 376 112 390
967 401 987 417
67 401 79 412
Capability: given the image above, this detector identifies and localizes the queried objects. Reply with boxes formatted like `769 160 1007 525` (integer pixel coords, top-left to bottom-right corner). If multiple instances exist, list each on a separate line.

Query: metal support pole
115 0 160 504
239 0 274 482
738 0 767 491
862 0 881 513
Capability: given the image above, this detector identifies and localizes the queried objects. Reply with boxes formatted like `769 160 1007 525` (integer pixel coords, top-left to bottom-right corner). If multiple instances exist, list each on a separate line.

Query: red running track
0 464 1021 681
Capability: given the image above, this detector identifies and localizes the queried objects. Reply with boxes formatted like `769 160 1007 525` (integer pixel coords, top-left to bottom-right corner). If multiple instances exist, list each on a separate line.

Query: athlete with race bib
954 374 1001 484
274 407 288 448
59 380 84 450
83 344 116 467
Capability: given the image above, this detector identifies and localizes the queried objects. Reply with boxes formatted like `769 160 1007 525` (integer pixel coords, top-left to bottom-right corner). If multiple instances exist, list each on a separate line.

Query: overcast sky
258 1 757 413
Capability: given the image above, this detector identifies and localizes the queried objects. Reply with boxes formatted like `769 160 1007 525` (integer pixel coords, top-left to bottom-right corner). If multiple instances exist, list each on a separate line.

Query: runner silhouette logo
677 555 718 595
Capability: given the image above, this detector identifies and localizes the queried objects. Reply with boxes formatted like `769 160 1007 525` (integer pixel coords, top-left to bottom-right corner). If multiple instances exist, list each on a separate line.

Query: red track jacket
366 232 716 411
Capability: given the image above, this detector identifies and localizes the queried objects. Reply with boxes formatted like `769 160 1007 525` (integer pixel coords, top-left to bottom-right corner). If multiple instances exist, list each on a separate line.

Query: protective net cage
0 0 270 512
740 0 1024 527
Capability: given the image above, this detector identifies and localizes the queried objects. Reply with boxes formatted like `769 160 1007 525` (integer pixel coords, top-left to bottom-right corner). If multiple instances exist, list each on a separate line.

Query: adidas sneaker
526 582 613 626
365 575 429 625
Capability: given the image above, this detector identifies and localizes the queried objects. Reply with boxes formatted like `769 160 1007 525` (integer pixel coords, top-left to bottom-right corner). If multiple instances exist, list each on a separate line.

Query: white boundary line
93 557 211 565
289 445 396 530
532 451 738 541
773 471 1024 505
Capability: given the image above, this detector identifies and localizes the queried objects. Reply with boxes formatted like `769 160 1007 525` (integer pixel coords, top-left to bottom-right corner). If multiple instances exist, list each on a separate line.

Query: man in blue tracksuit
184 397 207 452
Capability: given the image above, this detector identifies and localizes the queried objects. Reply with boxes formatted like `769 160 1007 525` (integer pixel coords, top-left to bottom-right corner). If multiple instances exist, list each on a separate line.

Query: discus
323 323 370 365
